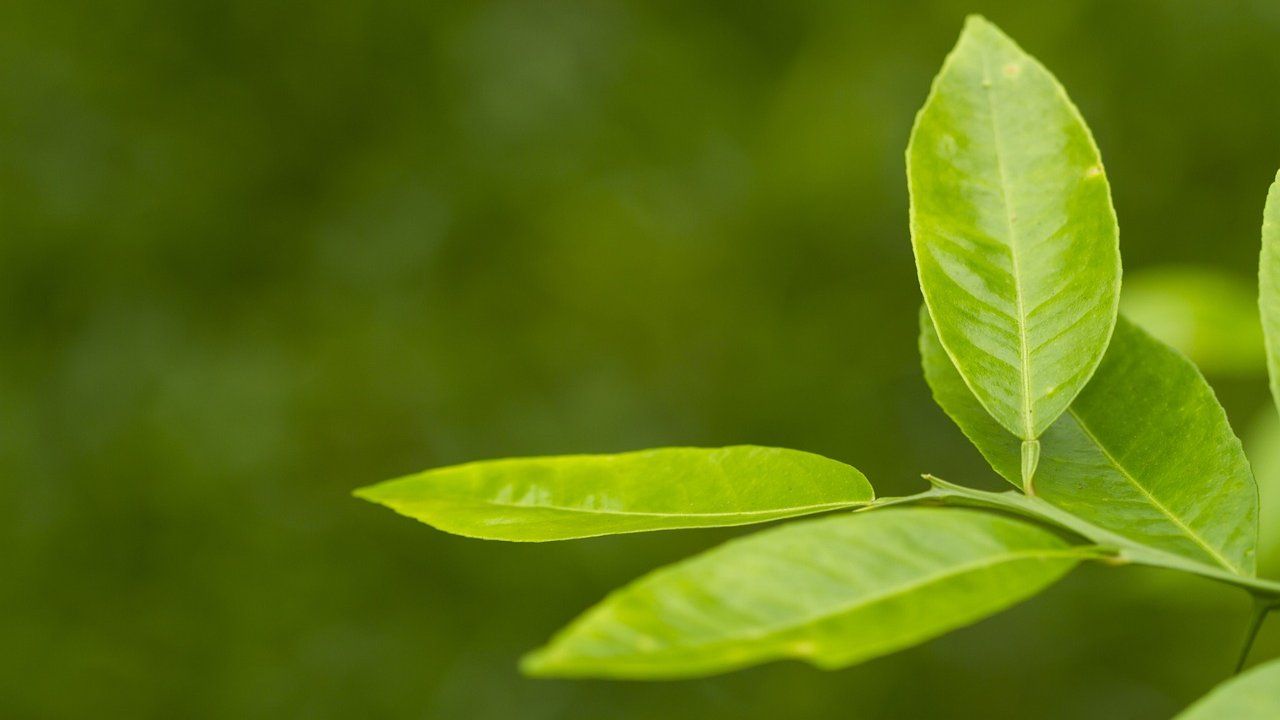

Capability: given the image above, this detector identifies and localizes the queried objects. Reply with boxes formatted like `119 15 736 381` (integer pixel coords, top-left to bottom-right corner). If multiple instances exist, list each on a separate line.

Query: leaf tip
351 480 390 505
959 14 1017 51
518 646 560 678
961 14 1000 37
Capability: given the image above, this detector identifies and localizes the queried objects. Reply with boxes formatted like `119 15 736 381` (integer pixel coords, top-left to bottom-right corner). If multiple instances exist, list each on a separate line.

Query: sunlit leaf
354 446 872 542
1122 265 1264 377
907 16 1120 458
1261 170 1280 414
522 508 1088 678
1175 657 1280 718
921 308 1257 575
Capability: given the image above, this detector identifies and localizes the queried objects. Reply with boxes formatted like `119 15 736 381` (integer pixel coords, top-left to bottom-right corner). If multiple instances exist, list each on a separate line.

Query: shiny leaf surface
907 16 1120 443
921 309 1257 575
354 446 872 541
1176 658 1280 719
522 508 1086 678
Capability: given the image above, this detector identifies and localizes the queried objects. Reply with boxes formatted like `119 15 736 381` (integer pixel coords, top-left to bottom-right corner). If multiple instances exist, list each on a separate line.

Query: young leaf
522 508 1089 679
1259 170 1280 414
907 16 1121 455
921 308 1258 575
354 446 872 542
1175 657 1280 719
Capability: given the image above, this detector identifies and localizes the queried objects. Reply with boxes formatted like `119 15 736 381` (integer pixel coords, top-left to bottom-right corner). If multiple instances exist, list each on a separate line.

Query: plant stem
865 475 1280 600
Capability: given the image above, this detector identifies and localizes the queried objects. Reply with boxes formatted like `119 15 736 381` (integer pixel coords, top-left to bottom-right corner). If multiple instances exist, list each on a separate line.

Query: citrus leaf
354 446 872 542
1175 657 1280 719
921 308 1257 575
522 508 1088 678
866 475 1280 598
1260 170 1280 414
907 16 1120 451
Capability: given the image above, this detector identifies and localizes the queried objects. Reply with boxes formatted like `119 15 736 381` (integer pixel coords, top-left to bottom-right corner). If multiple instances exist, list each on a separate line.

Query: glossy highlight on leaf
354 446 873 541
907 15 1121 443
1175 657 1280 719
522 508 1086 679
921 308 1258 575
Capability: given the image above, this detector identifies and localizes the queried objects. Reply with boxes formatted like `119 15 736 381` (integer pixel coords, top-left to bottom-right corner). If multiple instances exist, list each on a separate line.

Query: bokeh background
7 1 1280 717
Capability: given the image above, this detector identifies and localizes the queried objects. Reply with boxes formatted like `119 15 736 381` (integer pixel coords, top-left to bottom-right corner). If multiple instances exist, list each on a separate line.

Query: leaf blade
354 446 873 542
1175 657 1280 719
522 508 1085 678
921 308 1258 575
1260 170 1280 414
907 15 1120 441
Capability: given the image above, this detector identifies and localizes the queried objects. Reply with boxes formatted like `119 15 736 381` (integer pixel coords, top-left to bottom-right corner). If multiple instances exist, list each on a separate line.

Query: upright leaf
1259 170 1280 413
907 16 1121 462
354 446 872 542
1175 657 1280 719
522 508 1088 678
921 308 1258 575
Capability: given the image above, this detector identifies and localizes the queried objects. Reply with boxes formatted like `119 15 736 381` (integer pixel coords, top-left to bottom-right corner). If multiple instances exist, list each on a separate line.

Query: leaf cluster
357 16 1280 716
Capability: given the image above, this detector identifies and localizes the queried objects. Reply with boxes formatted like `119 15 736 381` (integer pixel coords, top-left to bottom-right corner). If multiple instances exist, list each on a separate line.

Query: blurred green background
6 1 1280 717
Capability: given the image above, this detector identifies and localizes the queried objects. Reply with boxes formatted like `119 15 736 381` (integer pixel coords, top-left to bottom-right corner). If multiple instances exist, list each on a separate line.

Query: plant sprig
357 14 1280 717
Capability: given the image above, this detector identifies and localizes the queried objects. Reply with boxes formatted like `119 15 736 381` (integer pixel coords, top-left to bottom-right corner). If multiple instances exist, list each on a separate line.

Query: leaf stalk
1020 440 1040 495
865 476 1280 600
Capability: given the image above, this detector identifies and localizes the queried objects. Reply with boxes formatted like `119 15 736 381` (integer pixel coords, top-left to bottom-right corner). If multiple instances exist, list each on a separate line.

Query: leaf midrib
421 496 871 520
979 44 1035 440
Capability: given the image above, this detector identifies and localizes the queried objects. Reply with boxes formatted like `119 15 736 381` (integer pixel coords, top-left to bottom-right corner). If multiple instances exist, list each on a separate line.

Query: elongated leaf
1123 266 1265 377
907 16 1120 447
921 308 1258 575
1260 170 1280 413
522 508 1087 678
1175 657 1280 719
354 446 872 542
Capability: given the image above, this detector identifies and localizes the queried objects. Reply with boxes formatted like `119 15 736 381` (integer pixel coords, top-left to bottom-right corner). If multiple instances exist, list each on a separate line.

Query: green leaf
353 446 873 542
1122 265 1264 377
907 16 1120 448
1260 170 1280 414
866 475 1280 598
1175 657 1280 719
522 508 1088 679
921 308 1258 575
